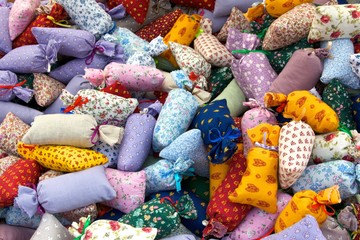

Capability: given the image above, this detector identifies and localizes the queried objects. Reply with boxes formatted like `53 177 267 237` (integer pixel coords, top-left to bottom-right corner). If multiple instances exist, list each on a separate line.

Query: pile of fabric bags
2 0 360 239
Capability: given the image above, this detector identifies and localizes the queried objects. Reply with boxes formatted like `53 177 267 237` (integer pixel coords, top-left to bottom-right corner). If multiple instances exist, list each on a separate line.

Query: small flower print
320 15 330 23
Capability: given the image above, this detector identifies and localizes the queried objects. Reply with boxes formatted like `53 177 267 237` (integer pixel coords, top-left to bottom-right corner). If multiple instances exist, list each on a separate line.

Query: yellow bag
275 185 341 232
17 142 108 172
161 13 202 68
228 123 280 214
265 0 313 18
264 90 339 133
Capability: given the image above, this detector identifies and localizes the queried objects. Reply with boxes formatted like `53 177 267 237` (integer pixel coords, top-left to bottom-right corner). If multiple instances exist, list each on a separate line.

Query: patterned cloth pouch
144 157 195 196
117 101 162 172
60 89 138 126
224 191 292 240
171 0 215 11
194 32 234 67
228 123 280 214
241 103 278 156
32 27 96 58
209 67 233 100
15 166 116 218
56 0 113 39
69 218 157 240
100 81 132 98
0 112 30 156
135 9 183 42
262 3 316 50
190 99 240 164
152 88 199 153
321 39 360 89
182 176 210 202
119 194 197 239
0 70 34 102
225 29 261 60
350 53 360 80
38 170 63 182
213 0 257 17
161 13 202 68
21 114 124 148
60 203 98 224
308 4 360 43
149 190 207 237
231 52 278 105
0 159 40 207
265 0 313 18
291 160 359 199
102 168 146 214
33 73 65 107
269 49 325 96
320 216 352 240
31 213 72 240
169 41 211 90
0 102 43 126
84 62 166 92
8 0 40 40
17 142 108 172
267 38 314 74
322 79 356 130
3 206 70 229
275 185 341 233
107 0 150 23
278 120 315 189
159 129 209 178
12 3 68 48
203 149 252 239
0 7 11 54
217 7 251 43
264 90 340 133
208 157 232 199
0 156 20 176
0 40 59 74
265 215 326 240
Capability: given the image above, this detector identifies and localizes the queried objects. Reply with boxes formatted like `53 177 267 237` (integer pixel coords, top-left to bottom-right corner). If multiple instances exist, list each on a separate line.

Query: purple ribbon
85 45 105 65
90 119 121 144
142 107 159 120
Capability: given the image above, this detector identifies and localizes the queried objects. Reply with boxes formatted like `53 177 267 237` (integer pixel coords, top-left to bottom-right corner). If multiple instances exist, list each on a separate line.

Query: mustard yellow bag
161 13 202 68
17 142 108 172
275 185 341 233
228 123 280 214
265 0 313 18
264 90 339 133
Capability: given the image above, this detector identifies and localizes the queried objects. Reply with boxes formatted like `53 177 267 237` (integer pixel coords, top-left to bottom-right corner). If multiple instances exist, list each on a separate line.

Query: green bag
209 67 233 101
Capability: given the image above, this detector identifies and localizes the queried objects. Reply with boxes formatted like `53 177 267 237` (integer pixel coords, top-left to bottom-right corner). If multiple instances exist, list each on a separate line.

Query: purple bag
0 40 59 73
213 0 259 17
0 70 33 102
44 75 92 114
48 50 125 84
225 29 261 59
198 8 228 33
0 101 43 125
0 7 11 54
117 101 162 172
32 27 97 58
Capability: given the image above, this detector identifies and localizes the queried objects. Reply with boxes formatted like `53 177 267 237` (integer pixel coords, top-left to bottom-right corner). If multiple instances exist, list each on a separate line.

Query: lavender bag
0 7 11 54
0 70 33 102
117 101 162 172
225 28 261 59
48 41 125 84
0 40 59 73
0 101 43 125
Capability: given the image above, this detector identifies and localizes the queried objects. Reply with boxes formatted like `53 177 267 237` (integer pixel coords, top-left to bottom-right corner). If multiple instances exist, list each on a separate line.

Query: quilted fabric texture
17 142 108 172
203 149 252 239
0 112 30 156
274 185 341 233
308 4 360 43
102 168 146 214
8 0 41 40
262 3 316 50
278 120 315 189
228 123 281 214
135 9 183 42
194 32 234 67
33 73 65 107
12 3 68 49
0 159 40 207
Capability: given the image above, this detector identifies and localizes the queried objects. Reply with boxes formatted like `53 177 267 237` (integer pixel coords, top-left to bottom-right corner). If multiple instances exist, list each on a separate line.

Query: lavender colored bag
225 28 261 59
48 41 125 84
0 101 43 125
0 40 59 74
117 101 162 172
0 70 33 102
0 7 11 54
32 27 96 58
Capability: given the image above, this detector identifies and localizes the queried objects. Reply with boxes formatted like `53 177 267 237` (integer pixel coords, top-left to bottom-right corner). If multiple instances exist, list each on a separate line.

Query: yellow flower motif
142 205 148 210
144 215 151 221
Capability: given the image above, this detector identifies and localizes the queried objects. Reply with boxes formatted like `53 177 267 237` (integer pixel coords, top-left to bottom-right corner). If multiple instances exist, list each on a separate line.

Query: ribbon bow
160 158 195 192
62 96 89 113
202 218 228 239
46 15 71 28
140 107 159 119
311 195 336 217
90 119 121 144
0 80 26 90
74 216 92 240
254 132 279 151
85 45 105 65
